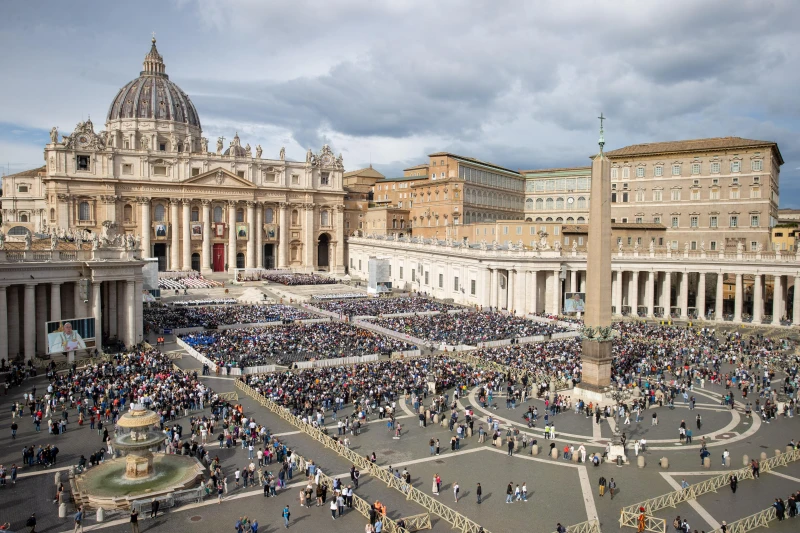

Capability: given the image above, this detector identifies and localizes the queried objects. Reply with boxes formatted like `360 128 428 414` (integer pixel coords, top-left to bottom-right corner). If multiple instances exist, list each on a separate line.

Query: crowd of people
180 322 418 368
144 304 316 330
367 312 568 345
173 298 239 307
313 296 463 317
265 274 337 286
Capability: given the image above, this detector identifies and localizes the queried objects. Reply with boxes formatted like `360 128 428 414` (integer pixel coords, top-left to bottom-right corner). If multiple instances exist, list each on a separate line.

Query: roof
403 164 429 171
428 152 521 176
343 166 385 179
521 166 591 175
561 222 666 233
604 137 783 164
375 176 418 183
3 166 46 179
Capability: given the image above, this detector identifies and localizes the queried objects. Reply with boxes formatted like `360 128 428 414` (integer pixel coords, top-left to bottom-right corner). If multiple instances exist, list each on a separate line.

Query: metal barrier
621 448 800 519
708 506 775 533
235 379 490 533
398 512 433 532
619 511 665 533
217 391 239 402
550 519 601 533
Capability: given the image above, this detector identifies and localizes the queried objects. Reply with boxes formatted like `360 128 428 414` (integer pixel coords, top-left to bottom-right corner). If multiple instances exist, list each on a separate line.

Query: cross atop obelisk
598 112 605 153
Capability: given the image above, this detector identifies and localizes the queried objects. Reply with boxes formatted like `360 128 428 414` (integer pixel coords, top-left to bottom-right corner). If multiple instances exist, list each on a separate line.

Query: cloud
1 0 799 206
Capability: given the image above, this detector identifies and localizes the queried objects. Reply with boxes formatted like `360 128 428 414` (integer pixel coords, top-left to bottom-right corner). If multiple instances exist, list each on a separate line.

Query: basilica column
278 203 289 269
335 205 345 273
753 274 763 324
793 276 800 326
614 270 624 315
246 201 256 269
580 270 586 292
201 199 211 273
170 200 180 270
551 269 561 315
50 282 62 323
24 284 35 362
715 273 724 321
135 279 144 345
696 273 706 320
529 270 539 314
304 203 316 270
611 270 618 314
490 269 498 309
0 286 7 362
569 270 577 294
679 272 689 319
92 281 102 347
515 269 526 315
646 271 655 318
663 271 672 318
126 280 136 347
35 284 47 356
507 270 515 313
8 287 20 359
182 199 192 271
255 202 264 269
630 271 639 317
772 275 783 325
116 281 125 343
139 198 151 258
228 201 237 272
734 273 743 322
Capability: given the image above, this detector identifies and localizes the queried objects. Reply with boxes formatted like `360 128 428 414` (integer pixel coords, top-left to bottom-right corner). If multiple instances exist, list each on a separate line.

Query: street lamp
603 385 631 446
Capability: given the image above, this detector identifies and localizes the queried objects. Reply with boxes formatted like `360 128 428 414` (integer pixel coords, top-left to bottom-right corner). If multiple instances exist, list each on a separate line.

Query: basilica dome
106 38 201 129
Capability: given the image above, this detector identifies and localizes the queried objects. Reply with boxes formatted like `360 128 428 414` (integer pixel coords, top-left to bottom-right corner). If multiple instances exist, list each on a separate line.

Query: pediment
183 168 256 188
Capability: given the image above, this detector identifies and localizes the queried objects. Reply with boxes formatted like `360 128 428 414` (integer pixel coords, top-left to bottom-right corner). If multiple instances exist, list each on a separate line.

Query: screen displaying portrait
46 317 96 354
564 292 586 314
236 224 248 240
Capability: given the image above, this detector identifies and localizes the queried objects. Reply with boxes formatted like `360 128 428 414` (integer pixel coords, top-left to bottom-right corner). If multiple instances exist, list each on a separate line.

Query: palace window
752 160 762 171
672 164 681 176
691 163 701 175
750 215 759 227
711 162 720 174
690 216 698 228
191 207 199 222
731 161 741 173
17 185 28 193
213 206 223 223
653 190 662 202
710 189 719 200
730 188 739 200
265 208 274 224
636 167 645 178
671 216 679 228
671 190 681 201
79 201 91 221
729 215 738 228
710 216 718 228
154 204 166 222
654 166 663 177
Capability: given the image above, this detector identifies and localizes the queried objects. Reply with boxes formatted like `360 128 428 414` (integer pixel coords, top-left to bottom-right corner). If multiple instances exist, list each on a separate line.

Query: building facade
522 166 591 224
1 38 345 274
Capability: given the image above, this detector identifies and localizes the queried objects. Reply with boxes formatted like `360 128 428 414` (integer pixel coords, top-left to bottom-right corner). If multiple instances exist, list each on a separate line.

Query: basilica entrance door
213 243 225 272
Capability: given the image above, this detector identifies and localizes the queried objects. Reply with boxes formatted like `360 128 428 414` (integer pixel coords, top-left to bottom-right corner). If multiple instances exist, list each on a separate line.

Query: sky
1 0 799 206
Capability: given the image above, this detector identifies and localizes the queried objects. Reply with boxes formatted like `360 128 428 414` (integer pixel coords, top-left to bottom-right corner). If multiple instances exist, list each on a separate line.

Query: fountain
70 405 205 509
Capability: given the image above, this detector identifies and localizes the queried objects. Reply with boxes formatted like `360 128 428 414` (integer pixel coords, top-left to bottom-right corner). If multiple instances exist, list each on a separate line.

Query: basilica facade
4 37 345 274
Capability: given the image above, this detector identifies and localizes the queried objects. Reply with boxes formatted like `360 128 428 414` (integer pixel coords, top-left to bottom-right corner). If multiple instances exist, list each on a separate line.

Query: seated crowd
144 304 315 329
265 274 337 286
180 322 417 368
314 296 463 317
367 312 568 345
173 298 238 307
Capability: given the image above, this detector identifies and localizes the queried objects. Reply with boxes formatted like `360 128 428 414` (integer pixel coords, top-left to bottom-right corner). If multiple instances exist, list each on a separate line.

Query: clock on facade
77 135 91 149
567 197 574 204
320 154 334 167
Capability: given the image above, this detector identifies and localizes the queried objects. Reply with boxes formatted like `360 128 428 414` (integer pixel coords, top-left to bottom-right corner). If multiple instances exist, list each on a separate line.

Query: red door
213 243 225 272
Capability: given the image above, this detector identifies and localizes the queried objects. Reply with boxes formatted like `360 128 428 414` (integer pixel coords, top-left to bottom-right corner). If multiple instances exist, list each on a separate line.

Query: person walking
476 482 482 504
26 513 36 533
330 499 338 520
729 474 738 493
598 476 606 497
508 438 514 457
150 498 160 518
506 482 513 503
453 482 460 503
609 478 617 500
73 506 84 533
522 482 528 502
130 508 139 533
282 505 291 528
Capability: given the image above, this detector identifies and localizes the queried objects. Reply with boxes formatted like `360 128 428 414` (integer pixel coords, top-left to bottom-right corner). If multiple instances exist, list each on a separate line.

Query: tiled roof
403 164 429 171
2 166 46 179
427 152 521 175
343 167 385 179
604 137 783 163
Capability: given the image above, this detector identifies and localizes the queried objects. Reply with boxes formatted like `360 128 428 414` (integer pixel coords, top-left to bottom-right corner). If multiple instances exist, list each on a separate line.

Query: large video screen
564 292 585 314
46 317 96 354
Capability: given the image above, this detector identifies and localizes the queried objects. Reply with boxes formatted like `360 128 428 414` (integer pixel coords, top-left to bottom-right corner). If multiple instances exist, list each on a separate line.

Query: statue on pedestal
24 232 32 251
0 229 5 250
50 127 59 144
280 147 285 160
216 137 224 154
50 231 58 251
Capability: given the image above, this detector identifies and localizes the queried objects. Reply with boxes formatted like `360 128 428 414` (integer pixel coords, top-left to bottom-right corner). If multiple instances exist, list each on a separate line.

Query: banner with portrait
214 223 226 237
46 317 96 354
155 224 168 238
264 224 278 241
236 224 248 240
191 223 203 239
564 292 585 314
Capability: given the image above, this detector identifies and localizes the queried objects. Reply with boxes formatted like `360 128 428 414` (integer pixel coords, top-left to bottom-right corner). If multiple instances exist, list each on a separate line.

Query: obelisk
575 114 613 400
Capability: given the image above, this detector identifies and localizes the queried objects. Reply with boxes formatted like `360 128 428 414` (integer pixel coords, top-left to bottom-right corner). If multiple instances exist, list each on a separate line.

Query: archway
153 243 167 271
317 233 331 270
191 253 200 272
263 244 275 269
236 252 245 269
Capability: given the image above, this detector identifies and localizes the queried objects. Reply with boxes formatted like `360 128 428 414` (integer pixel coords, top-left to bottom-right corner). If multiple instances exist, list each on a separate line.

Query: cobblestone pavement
2 296 799 532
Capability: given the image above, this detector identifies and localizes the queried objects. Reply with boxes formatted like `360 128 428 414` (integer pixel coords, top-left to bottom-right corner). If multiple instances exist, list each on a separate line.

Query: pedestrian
598 476 606 497
282 505 291 528
506 482 513 503
330 499 337 520
130 508 139 533
10 422 17 439
729 475 738 493
151 498 160 518
73 506 84 533
453 482 460 502
508 438 514 457
476 482 482 504
432 474 439 495
522 482 528 501
609 478 616 500
26 513 36 533
722 449 730 467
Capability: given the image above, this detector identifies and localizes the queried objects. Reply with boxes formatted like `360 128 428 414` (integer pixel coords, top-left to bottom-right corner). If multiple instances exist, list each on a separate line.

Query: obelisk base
573 338 613 405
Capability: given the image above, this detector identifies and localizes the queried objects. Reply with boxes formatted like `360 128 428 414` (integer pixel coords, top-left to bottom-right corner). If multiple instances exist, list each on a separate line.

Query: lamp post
604 385 631 446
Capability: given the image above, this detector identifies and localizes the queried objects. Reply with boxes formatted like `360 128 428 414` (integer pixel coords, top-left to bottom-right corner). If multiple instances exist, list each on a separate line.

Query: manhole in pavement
716 433 734 439
190 516 203 522
435 460 446 464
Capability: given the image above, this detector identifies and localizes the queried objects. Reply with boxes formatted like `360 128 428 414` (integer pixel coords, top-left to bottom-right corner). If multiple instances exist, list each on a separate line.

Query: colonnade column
646 271 655 318
679 272 689 319
696 273 706 320
228 200 237 272
0 286 7 362
109 281 119 339
92 281 102 346
140 198 151 258
126 280 136 347
246 201 256 269
752 274 763 324
8 287 20 359
529 270 538 314
135 279 144 345
569 270 577 294
579 271 586 292
201 200 211 273
278 203 289 269
793 276 800 326
772 275 783 325
255 202 264 269
551 269 561 315
615 270 624 315
50 282 62 322
35 285 47 356
734 274 743 322
663 272 672 318
611 271 618 314
182 199 191 271
630 271 639 317
24 284 35 362
507 270 515 313
715 273 724 321
170 200 180 270
516 269 526 315
73 281 84 319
